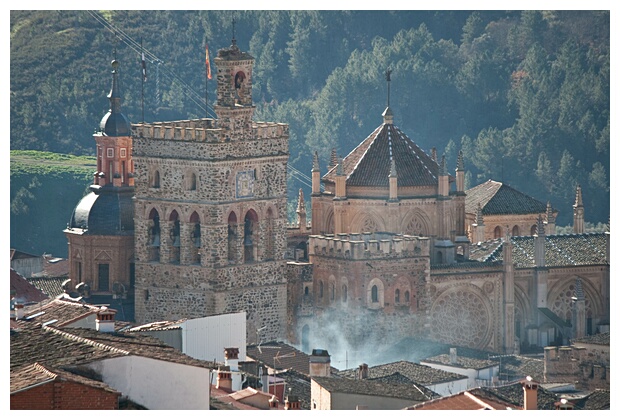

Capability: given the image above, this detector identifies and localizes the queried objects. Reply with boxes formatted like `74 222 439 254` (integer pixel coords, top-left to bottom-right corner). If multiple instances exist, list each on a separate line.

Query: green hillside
10 10 610 256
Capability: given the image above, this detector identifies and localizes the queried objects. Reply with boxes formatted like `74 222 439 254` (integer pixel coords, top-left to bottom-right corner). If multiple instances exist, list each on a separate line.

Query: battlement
132 118 288 143
309 232 430 260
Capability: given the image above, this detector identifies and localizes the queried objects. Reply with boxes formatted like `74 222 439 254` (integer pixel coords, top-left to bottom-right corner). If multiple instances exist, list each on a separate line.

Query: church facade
66 39 610 356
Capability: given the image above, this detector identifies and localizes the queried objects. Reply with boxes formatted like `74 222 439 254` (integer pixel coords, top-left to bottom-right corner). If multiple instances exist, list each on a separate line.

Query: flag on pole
206 44 212 80
141 51 147 82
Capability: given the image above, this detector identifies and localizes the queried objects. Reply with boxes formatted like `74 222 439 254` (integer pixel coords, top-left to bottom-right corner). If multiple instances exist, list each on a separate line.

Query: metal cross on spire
385 67 392 107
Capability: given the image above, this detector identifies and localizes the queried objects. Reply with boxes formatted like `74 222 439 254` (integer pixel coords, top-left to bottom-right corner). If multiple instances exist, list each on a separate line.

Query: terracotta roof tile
406 390 522 410
10 268 49 304
465 180 548 215
246 341 317 376
323 123 440 188
312 375 437 402
336 360 466 386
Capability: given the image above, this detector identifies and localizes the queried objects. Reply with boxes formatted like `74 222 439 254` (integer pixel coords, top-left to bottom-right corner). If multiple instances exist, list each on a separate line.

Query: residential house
420 347 500 388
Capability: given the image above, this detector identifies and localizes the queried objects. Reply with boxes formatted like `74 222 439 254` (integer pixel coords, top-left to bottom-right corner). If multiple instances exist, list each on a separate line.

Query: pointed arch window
512 225 520 237
243 210 258 263
494 226 502 239
169 210 180 263
151 170 160 188
148 209 161 262
395 289 400 304
190 211 201 265
228 212 238 263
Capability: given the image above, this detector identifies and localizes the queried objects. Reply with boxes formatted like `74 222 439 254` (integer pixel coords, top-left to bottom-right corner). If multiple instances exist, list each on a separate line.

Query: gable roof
406 390 522 410
10 324 218 372
465 180 548 216
335 360 467 386
312 375 438 402
14 297 108 329
468 382 560 410
421 354 499 370
10 268 49 304
322 121 441 188
246 341 330 376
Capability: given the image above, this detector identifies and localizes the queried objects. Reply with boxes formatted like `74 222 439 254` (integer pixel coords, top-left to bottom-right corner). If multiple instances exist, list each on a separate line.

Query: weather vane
385 67 392 107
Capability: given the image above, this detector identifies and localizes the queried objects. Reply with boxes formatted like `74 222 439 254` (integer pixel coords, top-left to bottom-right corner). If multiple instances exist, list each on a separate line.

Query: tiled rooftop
406 390 522 410
312 375 438 402
10 268 49 304
469 381 560 410
574 389 610 410
465 180 549 216
472 233 608 268
572 331 610 346
11 324 218 372
27 277 66 299
322 122 441 188
246 341 337 376
421 354 499 370
335 360 467 386
15 298 108 329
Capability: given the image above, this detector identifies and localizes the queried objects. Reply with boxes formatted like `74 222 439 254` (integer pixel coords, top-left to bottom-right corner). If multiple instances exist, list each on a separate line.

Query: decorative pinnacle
337 157 344 176
546 201 555 222
329 148 338 169
456 150 464 171
574 184 583 207
440 155 447 176
385 67 392 108
537 214 545 236
389 158 397 178
296 188 306 213
476 203 484 225
431 147 438 163
312 151 320 172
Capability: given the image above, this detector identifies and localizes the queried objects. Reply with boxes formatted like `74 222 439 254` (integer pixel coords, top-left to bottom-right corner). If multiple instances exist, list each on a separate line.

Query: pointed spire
439 155 447 176
330 148 338 169
296 188 306 214
109 59 122 114
456 150 464 171
546 201 555 222
389 158 397 178
537 214 545 236
99 58 131 136
336 157 344 176
431 147 438 163
574 184 583 207
385 67 392 107
312 151 320 172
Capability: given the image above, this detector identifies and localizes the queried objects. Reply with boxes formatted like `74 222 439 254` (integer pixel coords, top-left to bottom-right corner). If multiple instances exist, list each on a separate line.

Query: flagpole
141 38 145 123
205 44 209 119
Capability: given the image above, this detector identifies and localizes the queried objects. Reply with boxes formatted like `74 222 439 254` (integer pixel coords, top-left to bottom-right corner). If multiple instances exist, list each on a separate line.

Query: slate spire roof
465 179 549 216
322 110 441 188
99 59 131 137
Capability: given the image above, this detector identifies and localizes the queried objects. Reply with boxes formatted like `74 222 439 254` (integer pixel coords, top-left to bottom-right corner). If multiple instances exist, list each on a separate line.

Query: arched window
304 286 309 296
405 290 410 303
319 281 324 299
367 278 384 309
512 225 520 237
187 172 197 191
243 210 258 263
228 212 237 263
530 224 537 235
494 226 502 239
265 208 275 261
148 209 160 262
395 289 400 303
169 210 180 263
152 170 160 188
331 283 335 301
342 285 347 302
190 211 201 264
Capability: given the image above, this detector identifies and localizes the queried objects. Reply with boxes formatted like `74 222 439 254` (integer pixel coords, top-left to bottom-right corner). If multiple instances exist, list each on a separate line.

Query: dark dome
68 186 134 235
100 111 131 136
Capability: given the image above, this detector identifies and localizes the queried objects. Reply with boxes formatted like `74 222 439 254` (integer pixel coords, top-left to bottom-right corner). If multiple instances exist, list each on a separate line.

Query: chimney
95 308 116 333
268 395 279 409
449 348 457 364
521 376 538 410
357 363 368 380
309 349 331 377
14 303 25 320
285 395 301 410
216 368 233 393
224 347 239 371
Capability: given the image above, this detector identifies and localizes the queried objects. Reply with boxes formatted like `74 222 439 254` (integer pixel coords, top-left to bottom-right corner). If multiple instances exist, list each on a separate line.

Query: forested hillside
10 10 610 256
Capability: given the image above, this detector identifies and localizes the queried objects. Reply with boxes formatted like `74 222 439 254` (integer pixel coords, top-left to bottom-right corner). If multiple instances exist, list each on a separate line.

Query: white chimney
14 303 25 320
450 348 457 364
309 349 331 377
95 308 116 333
224 347 242 391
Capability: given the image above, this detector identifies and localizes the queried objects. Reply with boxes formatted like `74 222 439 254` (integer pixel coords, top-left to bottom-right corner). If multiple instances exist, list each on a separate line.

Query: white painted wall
181 311 246 364
88 355 211 409
425 378 469 396
421 362 499 389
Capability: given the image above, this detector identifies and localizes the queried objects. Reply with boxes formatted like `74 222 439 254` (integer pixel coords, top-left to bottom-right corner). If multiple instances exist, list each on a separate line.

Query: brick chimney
224 347 241 391
216 368 233 393
309 349 331 377
268 395 279 409
285 395 301 410
95 308 116 333
357 363 368 379
521 376 538 410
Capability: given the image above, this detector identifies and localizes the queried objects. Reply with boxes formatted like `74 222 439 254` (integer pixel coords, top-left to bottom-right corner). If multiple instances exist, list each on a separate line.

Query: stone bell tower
132 36 289 342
